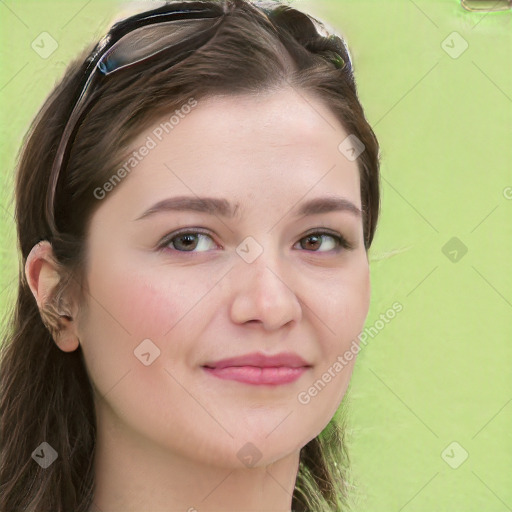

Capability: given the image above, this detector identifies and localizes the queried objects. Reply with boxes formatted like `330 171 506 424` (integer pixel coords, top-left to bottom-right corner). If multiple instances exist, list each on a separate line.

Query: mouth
201 351 312 386
201 365 310 386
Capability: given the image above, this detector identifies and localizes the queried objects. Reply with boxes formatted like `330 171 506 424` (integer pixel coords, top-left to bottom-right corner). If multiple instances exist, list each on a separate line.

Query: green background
1 1 511 510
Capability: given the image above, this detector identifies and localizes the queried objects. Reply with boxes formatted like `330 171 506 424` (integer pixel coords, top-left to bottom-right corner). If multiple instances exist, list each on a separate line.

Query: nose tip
229 260 302 330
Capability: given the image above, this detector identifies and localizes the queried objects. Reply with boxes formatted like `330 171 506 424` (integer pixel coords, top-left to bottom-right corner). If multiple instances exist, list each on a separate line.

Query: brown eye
301 234 323 251
160 230 217 253
296 231 352 253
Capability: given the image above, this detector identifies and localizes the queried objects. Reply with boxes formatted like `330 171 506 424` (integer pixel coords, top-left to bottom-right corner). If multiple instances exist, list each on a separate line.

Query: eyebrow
133 195 362 221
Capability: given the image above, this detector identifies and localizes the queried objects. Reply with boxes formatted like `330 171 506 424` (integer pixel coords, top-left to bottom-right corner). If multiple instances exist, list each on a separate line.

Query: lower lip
202 366 309 385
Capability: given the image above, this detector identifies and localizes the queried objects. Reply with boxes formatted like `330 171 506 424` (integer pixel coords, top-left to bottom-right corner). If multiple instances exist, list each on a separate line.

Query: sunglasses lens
98 17 222 75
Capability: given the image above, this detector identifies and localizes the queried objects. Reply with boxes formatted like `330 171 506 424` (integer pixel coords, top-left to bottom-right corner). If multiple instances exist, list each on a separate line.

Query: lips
202 351 311 370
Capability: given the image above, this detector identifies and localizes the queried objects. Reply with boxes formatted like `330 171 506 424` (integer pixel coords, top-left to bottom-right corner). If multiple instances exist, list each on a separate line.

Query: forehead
92 88 362 224
164 89 350 157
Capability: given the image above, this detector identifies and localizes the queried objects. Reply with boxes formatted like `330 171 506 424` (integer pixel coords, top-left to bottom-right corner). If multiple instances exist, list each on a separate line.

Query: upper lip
202 351 311 369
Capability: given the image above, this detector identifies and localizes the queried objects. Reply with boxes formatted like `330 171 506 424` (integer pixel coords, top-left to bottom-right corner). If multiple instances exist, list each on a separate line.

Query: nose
229 247 303 331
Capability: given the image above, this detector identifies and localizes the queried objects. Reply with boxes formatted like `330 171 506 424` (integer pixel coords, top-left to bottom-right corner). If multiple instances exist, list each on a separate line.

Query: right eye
158 229 219 253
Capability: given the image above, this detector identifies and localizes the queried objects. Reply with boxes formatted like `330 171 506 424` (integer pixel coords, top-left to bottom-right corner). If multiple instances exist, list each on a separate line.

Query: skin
25 87 370 512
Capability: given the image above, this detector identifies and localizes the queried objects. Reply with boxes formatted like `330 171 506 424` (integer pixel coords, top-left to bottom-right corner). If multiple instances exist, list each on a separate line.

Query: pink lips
202 351 311 386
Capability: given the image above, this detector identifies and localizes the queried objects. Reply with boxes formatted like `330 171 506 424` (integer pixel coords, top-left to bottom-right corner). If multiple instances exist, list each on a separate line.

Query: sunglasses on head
46 0 352 236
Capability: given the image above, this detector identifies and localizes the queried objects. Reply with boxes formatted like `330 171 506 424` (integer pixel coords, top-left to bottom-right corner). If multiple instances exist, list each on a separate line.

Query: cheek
317 261 370 346
77 263 187 389
293 264 370 440
84 260 190 338
78 259 220 383
111 279 178 335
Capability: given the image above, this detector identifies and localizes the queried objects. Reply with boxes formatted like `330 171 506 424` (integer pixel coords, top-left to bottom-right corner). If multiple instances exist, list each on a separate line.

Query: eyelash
157 228 354 255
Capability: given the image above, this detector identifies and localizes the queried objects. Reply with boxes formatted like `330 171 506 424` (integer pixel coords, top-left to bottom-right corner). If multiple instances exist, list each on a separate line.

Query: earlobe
25 241 80 352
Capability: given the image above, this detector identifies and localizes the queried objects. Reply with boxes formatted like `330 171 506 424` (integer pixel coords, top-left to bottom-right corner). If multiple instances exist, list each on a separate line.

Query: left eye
295 232 348 252
159 230 350 253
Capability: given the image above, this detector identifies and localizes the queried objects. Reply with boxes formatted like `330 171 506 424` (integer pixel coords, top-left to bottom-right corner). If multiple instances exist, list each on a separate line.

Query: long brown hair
0 1 380 510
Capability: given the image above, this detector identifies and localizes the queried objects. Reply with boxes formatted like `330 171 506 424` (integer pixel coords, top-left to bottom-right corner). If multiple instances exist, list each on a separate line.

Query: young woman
0 1 380 510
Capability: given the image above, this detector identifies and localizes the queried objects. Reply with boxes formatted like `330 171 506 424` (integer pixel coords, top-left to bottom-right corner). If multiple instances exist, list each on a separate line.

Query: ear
24 240 80 352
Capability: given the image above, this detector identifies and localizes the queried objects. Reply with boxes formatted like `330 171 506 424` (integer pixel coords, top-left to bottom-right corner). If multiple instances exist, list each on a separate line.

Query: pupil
179 234 197 249
306 235 320 250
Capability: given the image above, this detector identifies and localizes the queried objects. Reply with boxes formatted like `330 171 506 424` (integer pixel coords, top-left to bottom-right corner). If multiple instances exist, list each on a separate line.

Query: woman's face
77 88 370 468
